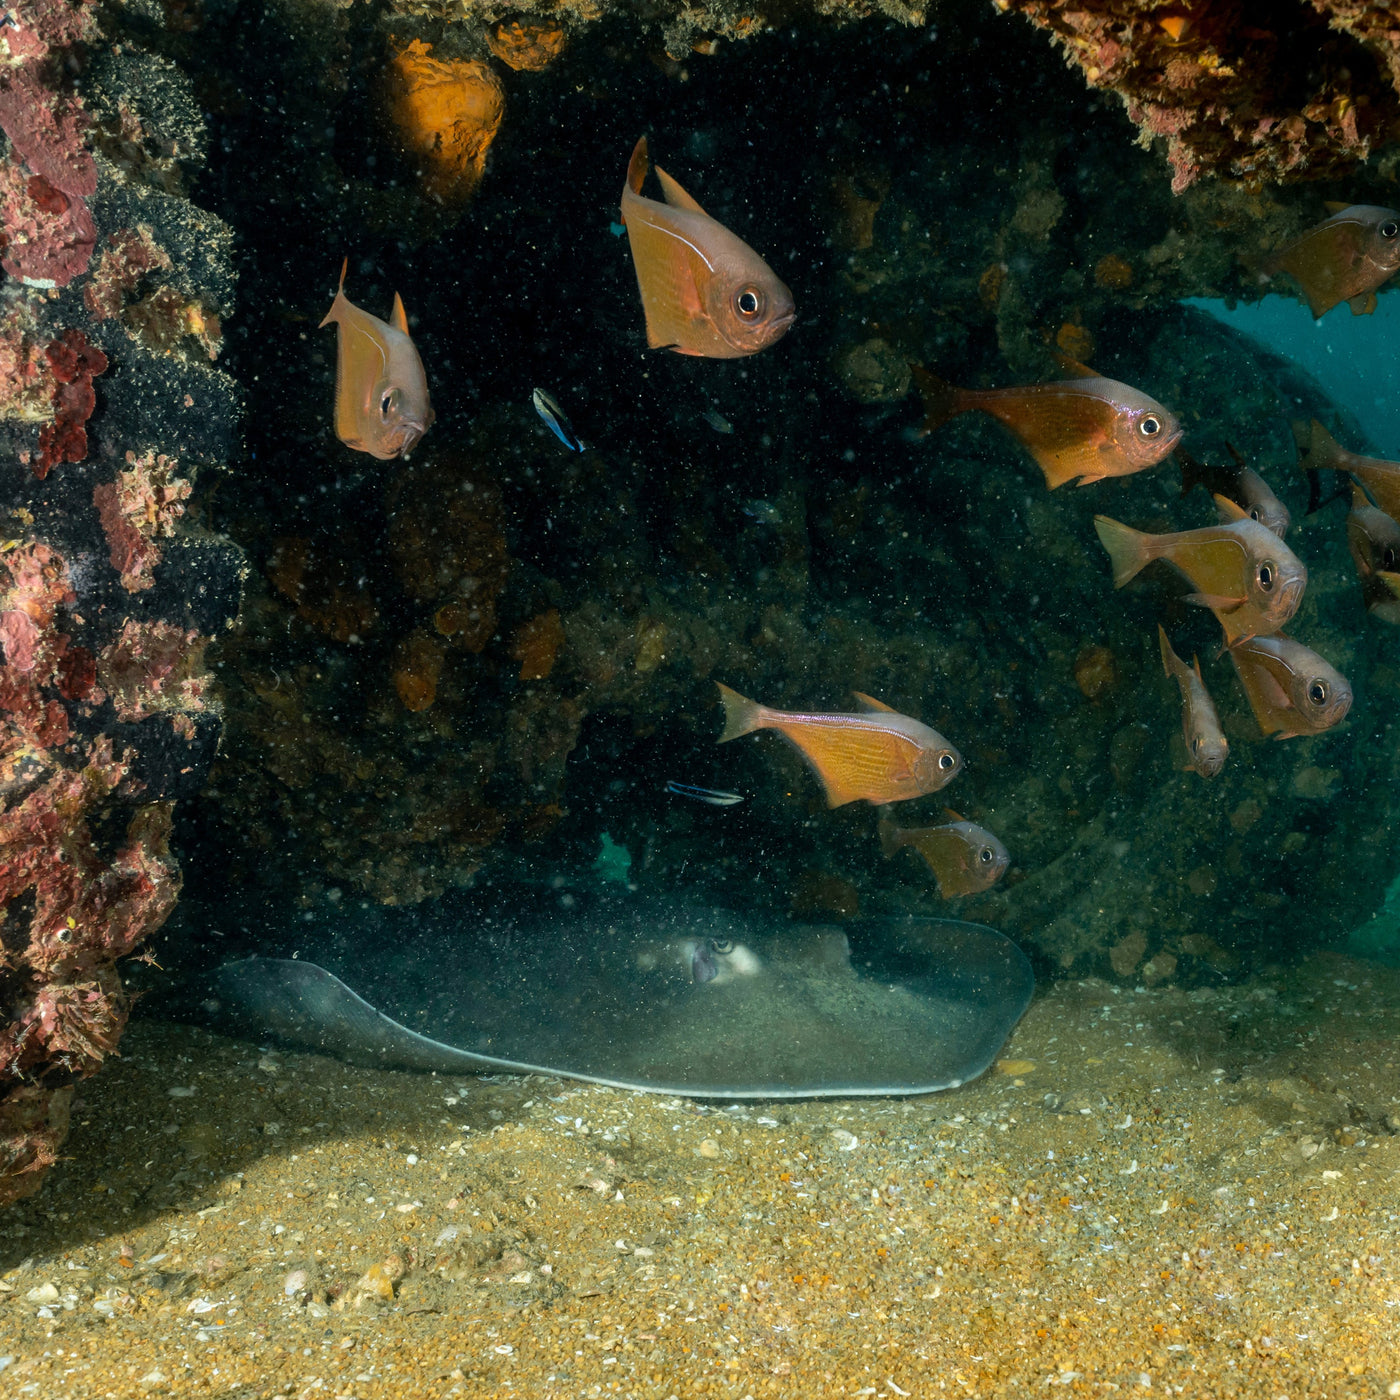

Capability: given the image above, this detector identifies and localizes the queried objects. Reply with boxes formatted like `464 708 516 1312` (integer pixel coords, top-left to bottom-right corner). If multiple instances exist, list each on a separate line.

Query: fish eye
1138 415 1161 438
734 286 764 320
978 847 993 865
1385 547 1398 570
938 752 955 771
1191 737 1202 753
1258 560 1275 591
710 938 734 955
1382 220 1399 240
1249 506 1261 521
1307 679 1329 707
380 389 398 419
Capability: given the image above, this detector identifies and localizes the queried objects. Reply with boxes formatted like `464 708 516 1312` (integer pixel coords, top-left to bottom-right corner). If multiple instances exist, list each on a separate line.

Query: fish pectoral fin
1184 592 1247 612
851 691 898 713
389 293 410 335
654 165 708 216
1349 291 1379 316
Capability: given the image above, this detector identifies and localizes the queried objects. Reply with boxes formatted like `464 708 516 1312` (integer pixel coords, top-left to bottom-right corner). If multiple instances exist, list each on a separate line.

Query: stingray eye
938 751 956 771
734 286 764 320
710 938 734 955
1307 679 1329 707
978 846 994 865
1258 560 1276 592
1382 220 1399 240
1138 415 1161 438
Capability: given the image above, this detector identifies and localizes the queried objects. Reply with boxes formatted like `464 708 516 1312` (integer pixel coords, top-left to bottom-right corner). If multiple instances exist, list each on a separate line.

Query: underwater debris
378 40 505 207
486 18 567 72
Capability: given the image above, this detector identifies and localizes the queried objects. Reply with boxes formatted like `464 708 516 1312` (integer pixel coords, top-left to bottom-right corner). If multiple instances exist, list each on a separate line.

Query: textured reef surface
9 0 1400 1210
0 0 242 1205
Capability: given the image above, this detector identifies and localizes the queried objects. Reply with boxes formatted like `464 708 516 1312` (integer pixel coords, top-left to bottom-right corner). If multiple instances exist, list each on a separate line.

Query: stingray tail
716 683 763 742
1093 515 1154 588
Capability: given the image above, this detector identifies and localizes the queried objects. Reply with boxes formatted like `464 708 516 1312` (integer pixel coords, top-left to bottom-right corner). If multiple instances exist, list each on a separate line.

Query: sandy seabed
2 952 1400 1399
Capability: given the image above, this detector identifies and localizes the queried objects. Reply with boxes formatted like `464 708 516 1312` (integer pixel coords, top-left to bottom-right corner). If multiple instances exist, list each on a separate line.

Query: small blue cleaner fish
665 780 744 806
702 408 733 434
532 388 584 451
743 500 782 524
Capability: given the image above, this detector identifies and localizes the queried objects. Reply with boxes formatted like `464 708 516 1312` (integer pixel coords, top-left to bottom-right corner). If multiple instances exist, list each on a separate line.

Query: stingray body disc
210 902 1032 1098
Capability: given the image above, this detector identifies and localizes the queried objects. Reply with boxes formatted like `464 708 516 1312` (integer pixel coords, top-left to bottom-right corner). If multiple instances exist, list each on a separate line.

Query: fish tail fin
877 818 899 860
319 257 349 329
626 137 650 199
716 682 763 742
911 365 967 437
1296 418 1343 472
1175 447 1204 498
1093 515 1152 587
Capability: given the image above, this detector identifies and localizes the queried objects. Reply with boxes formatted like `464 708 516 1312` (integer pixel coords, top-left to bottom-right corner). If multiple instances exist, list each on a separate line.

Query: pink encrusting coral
93 450 193 592
0 0 99 287
33 327 107 478
0 539 189 1206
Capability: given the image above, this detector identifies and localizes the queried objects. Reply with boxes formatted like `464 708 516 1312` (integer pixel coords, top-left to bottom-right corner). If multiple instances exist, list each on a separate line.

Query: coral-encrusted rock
0 0 242 1208
999 0 1400 191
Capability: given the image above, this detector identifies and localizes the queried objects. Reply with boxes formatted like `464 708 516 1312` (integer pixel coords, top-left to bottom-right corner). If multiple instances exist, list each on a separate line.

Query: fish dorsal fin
1351 480 1370 509
655 165 708 216
1225 441 1247 467
390 293 410 335
1051 350 1100 380
942 807 964 823
1191 654 1204 681
1212 492 1248 522
626 136 650 198
851 691 897 713
319 256 350 329
1324 200 1352 215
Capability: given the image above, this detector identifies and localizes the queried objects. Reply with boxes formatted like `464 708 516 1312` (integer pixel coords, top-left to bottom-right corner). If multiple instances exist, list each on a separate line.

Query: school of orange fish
319 155 1400 905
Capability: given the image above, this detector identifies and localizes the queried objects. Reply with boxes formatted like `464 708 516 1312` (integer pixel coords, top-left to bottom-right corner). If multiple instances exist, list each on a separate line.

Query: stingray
205 894 1032 1098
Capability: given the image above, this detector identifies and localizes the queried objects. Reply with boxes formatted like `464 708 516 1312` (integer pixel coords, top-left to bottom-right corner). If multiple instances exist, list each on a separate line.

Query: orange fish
1261 204 1400 317
1177 444 1290 539
1158 626 1228 778
878 816 1008 899
716 683 961 807
913 365 1180 489
620 137 795 358
1094 508 1306 646
1229 635 1352 740
1345 482 1400 621
1295 418 1400 519
320 259 434 460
